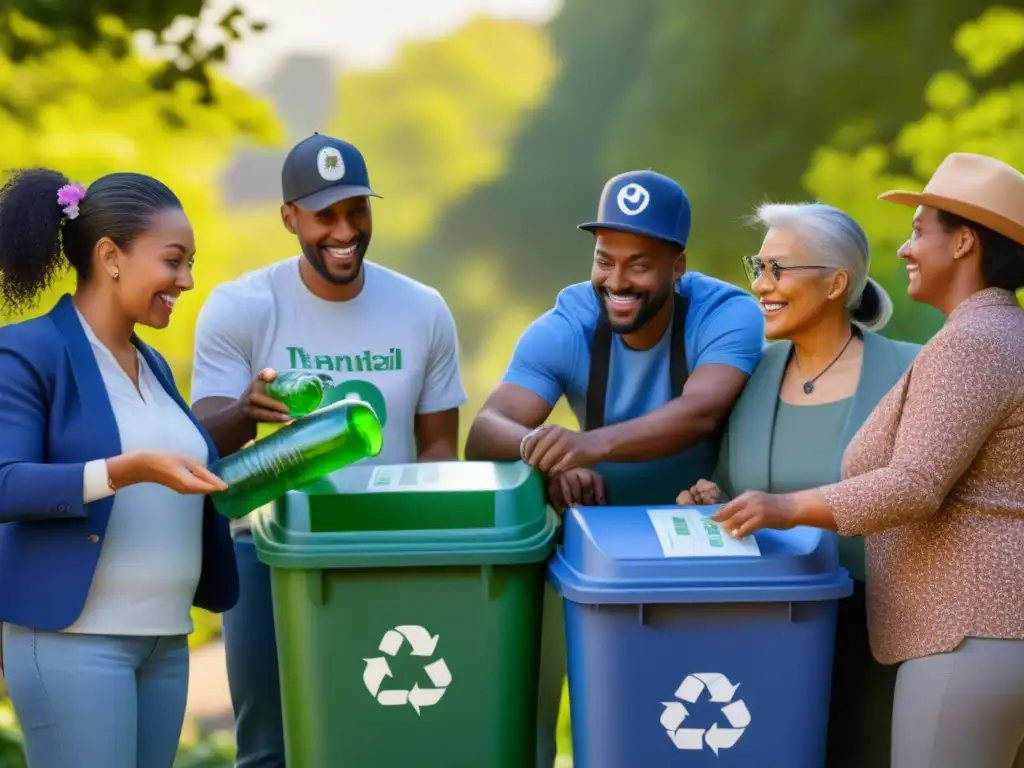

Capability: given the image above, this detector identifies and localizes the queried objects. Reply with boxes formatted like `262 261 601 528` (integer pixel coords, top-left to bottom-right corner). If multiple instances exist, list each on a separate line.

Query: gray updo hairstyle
748 201 893 332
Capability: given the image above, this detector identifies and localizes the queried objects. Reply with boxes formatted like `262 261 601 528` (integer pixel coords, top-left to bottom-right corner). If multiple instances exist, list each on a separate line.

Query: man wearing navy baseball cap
189 133 468 767
466 169 764 766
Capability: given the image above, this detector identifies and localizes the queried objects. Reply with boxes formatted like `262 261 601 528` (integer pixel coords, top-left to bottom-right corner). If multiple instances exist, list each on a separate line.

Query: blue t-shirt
503 271 765 505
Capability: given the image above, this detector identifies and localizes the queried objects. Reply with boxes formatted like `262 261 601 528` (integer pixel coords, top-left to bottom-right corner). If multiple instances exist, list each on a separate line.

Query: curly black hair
0 167 182 314
937 209 1024 292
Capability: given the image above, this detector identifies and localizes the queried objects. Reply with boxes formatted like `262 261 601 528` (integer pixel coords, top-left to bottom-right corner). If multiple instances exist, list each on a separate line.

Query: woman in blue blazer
677 203 919 768
0 168 238 768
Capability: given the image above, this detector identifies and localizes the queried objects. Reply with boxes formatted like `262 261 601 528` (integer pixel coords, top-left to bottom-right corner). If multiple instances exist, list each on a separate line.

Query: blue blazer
0 294 238 631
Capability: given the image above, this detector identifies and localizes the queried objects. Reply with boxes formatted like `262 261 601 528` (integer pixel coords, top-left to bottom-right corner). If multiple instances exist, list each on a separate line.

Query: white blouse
65 310 208 636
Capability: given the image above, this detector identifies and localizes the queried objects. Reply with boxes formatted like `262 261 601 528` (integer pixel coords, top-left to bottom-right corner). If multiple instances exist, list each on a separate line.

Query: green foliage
0 699 25 768
330 16 556 257
173 730 236 767
9 0 203 45
2 4 267 103
189 606 223 649
804 5 1024 341
955 5 1024 77
411 0 1017 360
0 14 274 136
417 0 660 304
0 31 283 366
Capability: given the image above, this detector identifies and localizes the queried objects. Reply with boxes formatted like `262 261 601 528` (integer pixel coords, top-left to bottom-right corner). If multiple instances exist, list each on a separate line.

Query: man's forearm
196 400 257 457
591 397 722 463
464 411 533 461
589 367 748 464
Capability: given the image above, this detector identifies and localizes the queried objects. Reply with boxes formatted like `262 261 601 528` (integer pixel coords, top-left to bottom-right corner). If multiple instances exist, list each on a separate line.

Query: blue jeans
2 623 188 768
222 535 285 768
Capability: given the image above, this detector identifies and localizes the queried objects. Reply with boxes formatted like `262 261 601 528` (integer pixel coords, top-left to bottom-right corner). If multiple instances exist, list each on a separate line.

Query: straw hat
880 152 1024 247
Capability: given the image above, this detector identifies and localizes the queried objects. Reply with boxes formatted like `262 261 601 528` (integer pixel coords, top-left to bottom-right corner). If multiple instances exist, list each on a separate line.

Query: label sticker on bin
647 508 761 558
367 464 443 491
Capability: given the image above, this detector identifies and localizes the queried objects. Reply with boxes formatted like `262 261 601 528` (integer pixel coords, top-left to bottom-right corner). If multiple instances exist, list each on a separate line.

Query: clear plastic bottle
209 397 383 519
265 370 328 417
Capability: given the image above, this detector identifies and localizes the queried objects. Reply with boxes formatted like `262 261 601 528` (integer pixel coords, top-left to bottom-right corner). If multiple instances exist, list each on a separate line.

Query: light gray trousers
893 637 1024 768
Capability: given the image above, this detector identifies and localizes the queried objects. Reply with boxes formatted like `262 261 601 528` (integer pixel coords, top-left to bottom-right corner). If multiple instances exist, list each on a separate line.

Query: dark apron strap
584 292 689 431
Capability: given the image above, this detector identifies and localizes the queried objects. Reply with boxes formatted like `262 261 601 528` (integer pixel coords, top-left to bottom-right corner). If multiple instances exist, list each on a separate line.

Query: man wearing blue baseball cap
190 133 467 767
465 169 764 766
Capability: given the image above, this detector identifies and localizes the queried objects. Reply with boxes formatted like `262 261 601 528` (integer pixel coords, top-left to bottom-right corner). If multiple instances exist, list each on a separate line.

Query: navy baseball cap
281 133 381 211
578 170 691 250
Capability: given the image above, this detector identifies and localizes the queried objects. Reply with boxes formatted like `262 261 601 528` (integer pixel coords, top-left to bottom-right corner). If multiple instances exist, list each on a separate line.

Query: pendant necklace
798 332 854 395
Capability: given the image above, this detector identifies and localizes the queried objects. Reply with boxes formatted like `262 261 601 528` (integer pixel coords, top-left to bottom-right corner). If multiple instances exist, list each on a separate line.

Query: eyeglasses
743 256 833 283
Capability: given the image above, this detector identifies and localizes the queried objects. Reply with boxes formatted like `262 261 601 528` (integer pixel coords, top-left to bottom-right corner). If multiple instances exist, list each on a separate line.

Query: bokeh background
0 1 1022 764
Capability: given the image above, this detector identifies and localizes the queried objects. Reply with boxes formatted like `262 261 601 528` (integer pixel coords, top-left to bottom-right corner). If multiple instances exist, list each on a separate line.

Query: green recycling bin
250 460 559 768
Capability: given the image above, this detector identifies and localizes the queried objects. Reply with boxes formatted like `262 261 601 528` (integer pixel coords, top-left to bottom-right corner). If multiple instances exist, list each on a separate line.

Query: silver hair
749 201 893 331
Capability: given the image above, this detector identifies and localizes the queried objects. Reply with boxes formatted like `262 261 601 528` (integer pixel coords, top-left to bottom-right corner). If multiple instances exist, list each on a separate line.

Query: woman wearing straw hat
712 152 1024 768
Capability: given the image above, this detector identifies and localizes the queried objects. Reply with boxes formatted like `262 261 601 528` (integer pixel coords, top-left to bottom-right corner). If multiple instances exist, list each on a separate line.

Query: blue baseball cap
281 132 381 211
578 170 691 250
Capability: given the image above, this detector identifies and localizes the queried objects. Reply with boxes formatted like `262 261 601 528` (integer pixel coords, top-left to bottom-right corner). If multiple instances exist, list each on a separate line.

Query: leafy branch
0 1 267 103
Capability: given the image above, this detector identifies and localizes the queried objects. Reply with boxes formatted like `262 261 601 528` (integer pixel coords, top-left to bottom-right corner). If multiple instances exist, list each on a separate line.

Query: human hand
711 490 797 538
675 479 721 506
237 368 291 424
521 425 606 474
112 451 228 495
546 468 607 512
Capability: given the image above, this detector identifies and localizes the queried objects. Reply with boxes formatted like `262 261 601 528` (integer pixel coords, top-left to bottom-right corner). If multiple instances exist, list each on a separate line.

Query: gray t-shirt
190 257 468 531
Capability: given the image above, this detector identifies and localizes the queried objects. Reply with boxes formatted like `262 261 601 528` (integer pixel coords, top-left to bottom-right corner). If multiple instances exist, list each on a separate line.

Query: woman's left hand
712 491 798 539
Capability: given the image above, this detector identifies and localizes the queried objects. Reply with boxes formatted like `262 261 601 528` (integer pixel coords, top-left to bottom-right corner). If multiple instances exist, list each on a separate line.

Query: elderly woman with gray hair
677 201 920 767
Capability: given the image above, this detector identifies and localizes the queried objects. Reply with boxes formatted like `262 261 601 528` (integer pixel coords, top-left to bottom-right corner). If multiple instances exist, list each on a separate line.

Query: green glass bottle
265 370 328 418
209 398 384 520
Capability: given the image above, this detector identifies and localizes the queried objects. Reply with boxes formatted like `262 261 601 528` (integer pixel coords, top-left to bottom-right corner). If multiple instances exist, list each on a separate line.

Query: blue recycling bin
549 504 853 768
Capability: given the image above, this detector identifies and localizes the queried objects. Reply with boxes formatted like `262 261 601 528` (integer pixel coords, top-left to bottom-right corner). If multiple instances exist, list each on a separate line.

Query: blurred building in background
220 54 336 207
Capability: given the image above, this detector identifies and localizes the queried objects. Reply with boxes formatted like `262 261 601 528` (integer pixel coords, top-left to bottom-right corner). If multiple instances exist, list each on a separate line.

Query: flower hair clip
57 182 87 220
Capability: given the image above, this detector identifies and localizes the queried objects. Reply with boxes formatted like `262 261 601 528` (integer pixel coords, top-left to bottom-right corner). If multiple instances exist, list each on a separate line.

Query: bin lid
251 460 558 569
548 504 852 604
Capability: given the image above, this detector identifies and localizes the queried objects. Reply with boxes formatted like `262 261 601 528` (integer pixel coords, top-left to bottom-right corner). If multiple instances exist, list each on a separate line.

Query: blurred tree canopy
410 0 1024 357
202 14 558 301
331 16 556 255
0 12 282 372
806 4 1024 340
2 2 265 102
6 0 204 46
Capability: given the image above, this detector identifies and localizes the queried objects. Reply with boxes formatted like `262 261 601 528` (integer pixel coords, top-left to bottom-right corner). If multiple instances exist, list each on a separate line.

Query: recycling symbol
661 672 751 755
362 625 452 715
